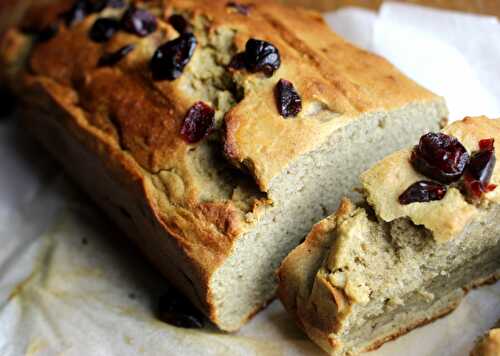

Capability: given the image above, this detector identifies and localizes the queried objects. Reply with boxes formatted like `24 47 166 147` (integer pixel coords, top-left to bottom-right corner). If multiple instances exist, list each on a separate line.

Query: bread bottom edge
304 272 500 355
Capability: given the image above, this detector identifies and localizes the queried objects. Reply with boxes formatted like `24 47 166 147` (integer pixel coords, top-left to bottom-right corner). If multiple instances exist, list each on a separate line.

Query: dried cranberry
121 6 157 37
150 33 197 81
244 39 281 77
63 0 88 26
97 44 135 67
410 132 469 184
479 138 495 151
89 18 120 42
226 2 252 15
275 79 302 118
180 102 215 143
169 14 191 34
158 291 204 329
464 138 497 198
398 180 447 205
228 52 246 70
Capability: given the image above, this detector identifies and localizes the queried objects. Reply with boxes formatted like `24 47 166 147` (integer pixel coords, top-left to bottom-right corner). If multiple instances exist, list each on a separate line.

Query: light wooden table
280 0 500 17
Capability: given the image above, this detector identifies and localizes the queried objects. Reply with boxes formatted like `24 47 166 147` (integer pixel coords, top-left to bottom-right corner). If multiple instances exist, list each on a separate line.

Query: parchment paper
1 3 499 355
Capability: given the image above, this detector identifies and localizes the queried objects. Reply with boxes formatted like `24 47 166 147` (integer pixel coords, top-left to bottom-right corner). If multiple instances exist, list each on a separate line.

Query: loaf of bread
278 116 500 354
472 321 500 356
0 0 446 331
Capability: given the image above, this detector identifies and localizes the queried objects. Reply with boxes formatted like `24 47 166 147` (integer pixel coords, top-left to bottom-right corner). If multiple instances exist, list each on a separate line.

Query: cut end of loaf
210 100 446 331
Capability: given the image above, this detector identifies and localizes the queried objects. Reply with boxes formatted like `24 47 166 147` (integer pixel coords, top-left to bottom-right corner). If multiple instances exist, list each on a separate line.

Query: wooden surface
280 0 500 17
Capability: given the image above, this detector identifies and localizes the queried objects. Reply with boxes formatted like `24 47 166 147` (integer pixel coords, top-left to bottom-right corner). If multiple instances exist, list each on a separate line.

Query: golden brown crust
278 199 355 337
278 199 354 306
20 78 215 320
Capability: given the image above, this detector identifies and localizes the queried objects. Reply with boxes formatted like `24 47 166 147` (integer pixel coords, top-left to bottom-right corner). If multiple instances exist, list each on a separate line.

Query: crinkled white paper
1 4 500 356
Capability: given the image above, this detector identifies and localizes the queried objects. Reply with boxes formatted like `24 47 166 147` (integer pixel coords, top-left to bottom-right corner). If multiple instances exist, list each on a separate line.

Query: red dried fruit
169 14 191 34
464 138 497 198
158 290 204 329
150 33 197 81
411 132 469 184
121 6 157 37
228 52 246 70
398 180 447 205
97 44 135 67
228 39 281 76
226 2 252 15
244 39 281 77
180 102 215 143
89 18 120 42
275 79 302 118
479 138 495 151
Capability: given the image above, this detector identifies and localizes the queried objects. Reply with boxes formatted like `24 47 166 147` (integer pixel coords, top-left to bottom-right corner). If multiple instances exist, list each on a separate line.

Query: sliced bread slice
279 116 500 354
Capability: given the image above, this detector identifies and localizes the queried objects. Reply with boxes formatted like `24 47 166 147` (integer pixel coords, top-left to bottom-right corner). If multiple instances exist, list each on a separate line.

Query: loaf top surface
361 116 500 242
2 0 442 191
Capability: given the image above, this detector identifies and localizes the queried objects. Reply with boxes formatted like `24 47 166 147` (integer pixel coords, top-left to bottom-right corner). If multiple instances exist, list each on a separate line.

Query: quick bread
0 0 446 331
278 116 500 354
